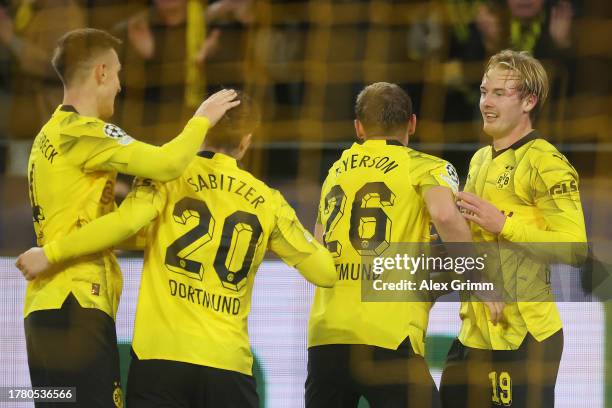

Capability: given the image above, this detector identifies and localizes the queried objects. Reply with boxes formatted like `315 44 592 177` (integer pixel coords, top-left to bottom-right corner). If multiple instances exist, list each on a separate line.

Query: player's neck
63 87 100 118
363 135 408 146
492 121 534 152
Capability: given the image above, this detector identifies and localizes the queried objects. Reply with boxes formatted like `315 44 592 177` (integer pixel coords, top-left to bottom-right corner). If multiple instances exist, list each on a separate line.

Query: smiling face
479 66 536 139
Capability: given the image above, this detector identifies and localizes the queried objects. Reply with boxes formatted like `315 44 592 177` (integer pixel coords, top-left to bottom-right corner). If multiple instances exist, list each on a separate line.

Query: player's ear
408 114 417 136
522 93 538 114
94 63 106 85
354 120 366 140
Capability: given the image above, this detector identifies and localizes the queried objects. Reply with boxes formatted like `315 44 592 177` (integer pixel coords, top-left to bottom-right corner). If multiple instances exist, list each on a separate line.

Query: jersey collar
491 130 540 159
359 139 406 147
197 150 238 166
59 104 79 114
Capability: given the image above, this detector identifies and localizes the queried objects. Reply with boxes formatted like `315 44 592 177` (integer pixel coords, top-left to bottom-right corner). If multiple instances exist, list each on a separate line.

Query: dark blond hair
355 82 413 138
52 28 121 86
485 50 549 119
206 92 260 151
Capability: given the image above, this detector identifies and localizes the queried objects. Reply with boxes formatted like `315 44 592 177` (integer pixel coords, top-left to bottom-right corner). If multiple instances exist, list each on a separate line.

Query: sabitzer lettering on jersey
169 279 241 315
334 154 399 176
186 173 266 208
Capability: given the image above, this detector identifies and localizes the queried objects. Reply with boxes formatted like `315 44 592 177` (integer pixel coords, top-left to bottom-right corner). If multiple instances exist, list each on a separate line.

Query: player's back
308 139 459 355
133 151 315 375
25 105 127 319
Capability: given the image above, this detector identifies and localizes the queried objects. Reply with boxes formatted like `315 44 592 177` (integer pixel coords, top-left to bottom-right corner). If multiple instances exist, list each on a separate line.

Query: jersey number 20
164 197 263 291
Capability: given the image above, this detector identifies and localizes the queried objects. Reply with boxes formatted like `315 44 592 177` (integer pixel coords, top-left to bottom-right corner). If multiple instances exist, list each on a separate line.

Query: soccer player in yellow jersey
18 93 337 407
14 28 239 407
439 50 587 408
306 82 473 408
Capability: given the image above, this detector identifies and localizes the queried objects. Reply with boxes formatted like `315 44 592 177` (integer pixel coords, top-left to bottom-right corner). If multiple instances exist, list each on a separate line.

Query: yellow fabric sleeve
413 159 460 196
43 179 166 264
62 117 210 182
294 246 337 288
108 117 210 181
268 192 337 287
499 157 587 264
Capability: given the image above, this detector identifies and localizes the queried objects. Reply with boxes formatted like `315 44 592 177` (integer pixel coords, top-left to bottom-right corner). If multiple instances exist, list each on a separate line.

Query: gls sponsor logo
549 180 578 196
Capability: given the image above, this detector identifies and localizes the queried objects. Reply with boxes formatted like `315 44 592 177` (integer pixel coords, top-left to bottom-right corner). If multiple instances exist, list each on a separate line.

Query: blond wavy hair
485 50 549 119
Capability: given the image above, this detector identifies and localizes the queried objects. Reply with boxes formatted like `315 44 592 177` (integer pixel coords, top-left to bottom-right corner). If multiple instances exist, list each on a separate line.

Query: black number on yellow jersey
214 211 263 291
165 197 215 280
323 185 347 257
323 182 396 257
28 163 45 224
350 182 395 255
165 197 264 291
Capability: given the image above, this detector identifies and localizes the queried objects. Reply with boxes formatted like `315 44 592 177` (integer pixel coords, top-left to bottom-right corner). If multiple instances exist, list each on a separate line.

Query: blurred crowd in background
0 0 610 253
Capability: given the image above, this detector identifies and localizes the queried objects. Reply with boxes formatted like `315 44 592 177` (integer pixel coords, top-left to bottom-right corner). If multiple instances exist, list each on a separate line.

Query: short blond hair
485 50 549 118
355 82 413 138
52 28 121 86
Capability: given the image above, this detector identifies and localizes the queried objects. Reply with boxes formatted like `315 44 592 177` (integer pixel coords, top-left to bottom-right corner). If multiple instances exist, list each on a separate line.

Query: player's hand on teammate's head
15 247 51 281
194 89 241 126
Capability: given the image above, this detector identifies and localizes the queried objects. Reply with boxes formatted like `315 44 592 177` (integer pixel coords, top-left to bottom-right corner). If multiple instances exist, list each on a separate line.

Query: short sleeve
413 159 460 194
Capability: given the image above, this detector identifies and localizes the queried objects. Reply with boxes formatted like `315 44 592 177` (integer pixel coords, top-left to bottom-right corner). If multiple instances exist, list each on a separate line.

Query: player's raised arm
98 89 240 181
61 89 240 182
16 178 164 280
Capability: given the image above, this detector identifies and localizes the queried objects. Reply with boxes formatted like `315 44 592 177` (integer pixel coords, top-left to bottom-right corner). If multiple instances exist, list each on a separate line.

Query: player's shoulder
470 145 492 166
405 148 454 176
237 166 285 206
528 137 563 157
58 112 133 144
526 138 575 173
406 148 447 166
321 145 355 183
406 148 460 189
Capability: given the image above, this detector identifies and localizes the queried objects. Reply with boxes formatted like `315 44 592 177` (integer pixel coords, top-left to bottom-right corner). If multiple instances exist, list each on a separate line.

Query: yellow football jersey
458 131 587 350
129 151 328 375
308 139 460 356
25 105 209 319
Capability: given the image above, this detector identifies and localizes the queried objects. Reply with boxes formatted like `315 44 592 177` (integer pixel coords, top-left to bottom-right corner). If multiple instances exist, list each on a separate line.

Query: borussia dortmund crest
496 171 511 189
496 165 514 189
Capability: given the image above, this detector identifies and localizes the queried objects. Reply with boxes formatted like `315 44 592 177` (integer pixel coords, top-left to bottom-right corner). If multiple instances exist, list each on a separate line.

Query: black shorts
306 337 441 408
126 351 259 408
439 330 563 408
24 294 123 408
